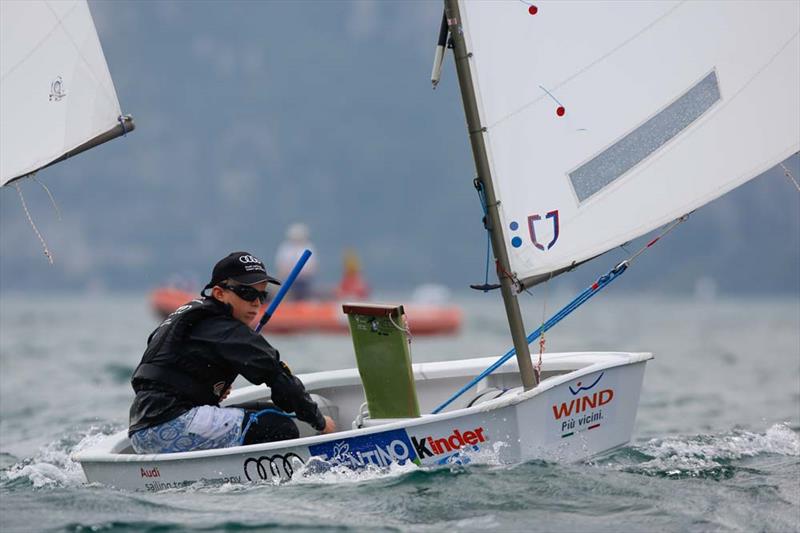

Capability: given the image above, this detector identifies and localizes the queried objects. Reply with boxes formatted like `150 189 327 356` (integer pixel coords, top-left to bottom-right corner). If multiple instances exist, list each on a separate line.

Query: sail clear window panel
568 71 721 203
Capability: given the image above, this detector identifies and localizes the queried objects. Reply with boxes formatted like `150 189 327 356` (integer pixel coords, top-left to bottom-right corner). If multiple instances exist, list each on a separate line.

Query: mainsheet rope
431 214 689 414
14 176 54 264
534 273 553 382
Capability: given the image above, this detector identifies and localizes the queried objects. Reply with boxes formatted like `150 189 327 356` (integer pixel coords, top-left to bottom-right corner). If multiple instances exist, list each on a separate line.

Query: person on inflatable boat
127 251 336 454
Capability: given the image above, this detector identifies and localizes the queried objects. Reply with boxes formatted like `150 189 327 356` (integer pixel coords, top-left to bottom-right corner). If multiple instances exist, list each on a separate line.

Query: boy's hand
321 415 336 434
220 386 232 401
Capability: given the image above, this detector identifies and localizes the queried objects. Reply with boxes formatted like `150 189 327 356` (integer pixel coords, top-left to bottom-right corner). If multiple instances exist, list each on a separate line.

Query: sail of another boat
0 0 134 186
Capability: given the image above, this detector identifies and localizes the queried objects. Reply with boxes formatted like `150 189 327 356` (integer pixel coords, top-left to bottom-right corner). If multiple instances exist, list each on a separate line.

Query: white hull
76 352 651 491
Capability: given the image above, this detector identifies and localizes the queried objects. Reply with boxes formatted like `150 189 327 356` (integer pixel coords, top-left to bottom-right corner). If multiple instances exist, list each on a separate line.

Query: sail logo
49 76 66 101
508 210 560 250
528 210 559 250
308 428 418 469
410 426 487 460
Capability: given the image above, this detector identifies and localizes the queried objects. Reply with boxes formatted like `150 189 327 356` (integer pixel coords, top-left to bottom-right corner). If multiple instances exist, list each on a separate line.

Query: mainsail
0 0 133 186
456 0 800 287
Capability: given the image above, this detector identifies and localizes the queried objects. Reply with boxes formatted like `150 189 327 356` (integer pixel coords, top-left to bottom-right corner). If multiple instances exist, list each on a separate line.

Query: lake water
1 292 798 532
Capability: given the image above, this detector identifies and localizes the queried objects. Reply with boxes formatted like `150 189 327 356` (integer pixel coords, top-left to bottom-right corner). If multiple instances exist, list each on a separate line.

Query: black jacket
128 298 325 435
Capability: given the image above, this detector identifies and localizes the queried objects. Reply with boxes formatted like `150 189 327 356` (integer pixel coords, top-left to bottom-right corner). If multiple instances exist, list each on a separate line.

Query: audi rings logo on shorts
243 453 304 482
238 255 262 265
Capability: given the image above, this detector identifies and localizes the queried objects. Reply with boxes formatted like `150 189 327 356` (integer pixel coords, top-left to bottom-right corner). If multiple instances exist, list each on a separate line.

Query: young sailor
128 251 335 454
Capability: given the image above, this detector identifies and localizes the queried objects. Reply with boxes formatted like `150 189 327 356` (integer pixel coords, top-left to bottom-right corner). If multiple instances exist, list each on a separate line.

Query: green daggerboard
343 303 420 419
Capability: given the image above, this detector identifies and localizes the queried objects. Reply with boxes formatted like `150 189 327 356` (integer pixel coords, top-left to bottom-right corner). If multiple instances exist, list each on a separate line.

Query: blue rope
476 183 492 290
239 408 296 445
431 261 629 414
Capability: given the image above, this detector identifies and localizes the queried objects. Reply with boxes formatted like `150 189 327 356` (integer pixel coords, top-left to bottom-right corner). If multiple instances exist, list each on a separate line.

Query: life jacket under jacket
131 298 237 406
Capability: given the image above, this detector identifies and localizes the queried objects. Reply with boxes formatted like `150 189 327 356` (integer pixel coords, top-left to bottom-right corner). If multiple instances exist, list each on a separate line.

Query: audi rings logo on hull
243 453 304 482
238 255 262 265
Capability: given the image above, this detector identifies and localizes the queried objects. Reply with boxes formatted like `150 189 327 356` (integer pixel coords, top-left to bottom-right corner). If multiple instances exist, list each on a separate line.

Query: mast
444 0 537 389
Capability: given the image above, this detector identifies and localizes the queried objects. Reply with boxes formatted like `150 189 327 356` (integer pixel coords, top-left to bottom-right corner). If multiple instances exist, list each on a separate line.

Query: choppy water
1 292 798 532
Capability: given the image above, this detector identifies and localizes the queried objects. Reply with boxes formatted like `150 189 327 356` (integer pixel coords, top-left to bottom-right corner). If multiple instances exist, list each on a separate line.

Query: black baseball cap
202 251 281 294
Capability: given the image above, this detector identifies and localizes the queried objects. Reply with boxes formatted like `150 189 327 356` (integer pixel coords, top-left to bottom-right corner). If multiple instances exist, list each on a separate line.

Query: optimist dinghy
12 0 790 488
77 345 651 491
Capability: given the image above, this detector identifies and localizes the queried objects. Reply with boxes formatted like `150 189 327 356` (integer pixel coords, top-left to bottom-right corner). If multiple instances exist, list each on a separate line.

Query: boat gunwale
74 351 652 464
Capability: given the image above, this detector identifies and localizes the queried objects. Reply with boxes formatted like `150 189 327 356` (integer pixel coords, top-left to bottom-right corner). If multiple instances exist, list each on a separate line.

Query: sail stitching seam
42 1 118 110
0 2 78 83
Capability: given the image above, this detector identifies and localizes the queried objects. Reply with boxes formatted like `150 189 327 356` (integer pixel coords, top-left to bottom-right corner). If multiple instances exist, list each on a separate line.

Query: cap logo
238 255 261 264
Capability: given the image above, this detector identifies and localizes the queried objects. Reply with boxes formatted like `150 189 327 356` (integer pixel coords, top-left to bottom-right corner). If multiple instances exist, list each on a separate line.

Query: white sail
458 0 800 286
0 0 125 186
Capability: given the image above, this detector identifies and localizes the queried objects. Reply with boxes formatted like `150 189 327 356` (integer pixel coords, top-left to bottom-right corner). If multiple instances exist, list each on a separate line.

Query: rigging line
482 230 492 288
30 174 62 221
625 213 689 265
431 261 628 415
780 162 800 192
534 272 552 382
0 1 78 83
474 179 494 291
14 180 54 265
433 211 687 414
496 260 523 292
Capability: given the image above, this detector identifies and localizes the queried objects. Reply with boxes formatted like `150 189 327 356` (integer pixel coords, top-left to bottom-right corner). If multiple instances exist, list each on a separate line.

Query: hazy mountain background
1 1 798 297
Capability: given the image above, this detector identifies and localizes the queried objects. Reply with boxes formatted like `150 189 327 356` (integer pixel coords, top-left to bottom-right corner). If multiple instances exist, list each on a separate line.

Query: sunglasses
219 283 269 304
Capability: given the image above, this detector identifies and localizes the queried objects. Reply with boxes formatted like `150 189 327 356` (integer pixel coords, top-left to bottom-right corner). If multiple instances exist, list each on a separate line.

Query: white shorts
130 405 245 454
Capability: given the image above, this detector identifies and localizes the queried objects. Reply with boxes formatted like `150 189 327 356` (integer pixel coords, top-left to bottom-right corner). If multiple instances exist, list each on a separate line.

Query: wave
1 424 122 489
603 422 799 479
4 423 795 492
286 440 510 487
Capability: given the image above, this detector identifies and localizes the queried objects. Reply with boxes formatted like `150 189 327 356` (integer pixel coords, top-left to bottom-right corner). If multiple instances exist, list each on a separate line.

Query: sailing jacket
128 297 325 435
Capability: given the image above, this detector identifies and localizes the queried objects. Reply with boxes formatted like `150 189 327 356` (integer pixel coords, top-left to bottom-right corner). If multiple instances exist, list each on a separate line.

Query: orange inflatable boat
149 287 462 336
